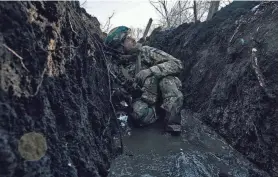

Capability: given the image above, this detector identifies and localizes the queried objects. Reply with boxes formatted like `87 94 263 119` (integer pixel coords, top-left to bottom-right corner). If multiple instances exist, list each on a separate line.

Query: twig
81 0 87 7
30 67 47 97
102 11 115 33
150 0 167 19
2 44 29 72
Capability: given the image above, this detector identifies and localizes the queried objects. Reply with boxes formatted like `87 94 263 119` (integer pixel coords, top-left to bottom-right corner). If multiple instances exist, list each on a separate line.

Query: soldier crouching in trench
105 26 183 136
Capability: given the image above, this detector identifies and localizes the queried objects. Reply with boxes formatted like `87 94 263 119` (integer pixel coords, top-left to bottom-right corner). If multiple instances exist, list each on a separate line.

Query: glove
135 69 152 86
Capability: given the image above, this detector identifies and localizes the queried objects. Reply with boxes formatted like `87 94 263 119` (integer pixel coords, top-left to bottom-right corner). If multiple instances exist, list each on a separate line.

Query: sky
82 1 230 32
83 0 170 29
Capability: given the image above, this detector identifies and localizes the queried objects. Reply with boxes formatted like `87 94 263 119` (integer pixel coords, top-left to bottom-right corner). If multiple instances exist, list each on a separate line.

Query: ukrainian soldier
105 26 183 135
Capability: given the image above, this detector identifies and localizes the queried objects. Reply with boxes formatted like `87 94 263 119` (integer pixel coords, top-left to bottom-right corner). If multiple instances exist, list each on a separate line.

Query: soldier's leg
159 76 183 132
131 76 159 126
131 100 156 126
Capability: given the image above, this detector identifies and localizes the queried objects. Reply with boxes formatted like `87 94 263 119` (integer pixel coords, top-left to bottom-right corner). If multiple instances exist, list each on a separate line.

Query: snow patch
117 114 128 127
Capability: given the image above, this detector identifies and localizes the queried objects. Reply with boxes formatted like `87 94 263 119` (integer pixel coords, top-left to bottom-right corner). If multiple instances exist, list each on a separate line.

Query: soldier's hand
135 69 152 86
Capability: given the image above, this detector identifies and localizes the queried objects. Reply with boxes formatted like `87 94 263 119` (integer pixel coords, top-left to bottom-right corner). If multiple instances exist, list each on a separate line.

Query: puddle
109 110 269 177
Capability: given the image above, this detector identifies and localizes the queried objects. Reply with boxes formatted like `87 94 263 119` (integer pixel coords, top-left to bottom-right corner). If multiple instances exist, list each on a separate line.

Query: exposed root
95 39 123 153
2 44 29 72
69 17 77 35
251 48 275 99
229 23 241 43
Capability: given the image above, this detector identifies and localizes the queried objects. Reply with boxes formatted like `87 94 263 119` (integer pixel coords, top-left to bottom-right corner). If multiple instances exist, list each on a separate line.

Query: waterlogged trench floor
108 110 269 177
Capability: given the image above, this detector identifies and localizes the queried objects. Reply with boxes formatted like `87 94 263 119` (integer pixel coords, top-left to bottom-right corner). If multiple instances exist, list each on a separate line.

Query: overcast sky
83 0 173 29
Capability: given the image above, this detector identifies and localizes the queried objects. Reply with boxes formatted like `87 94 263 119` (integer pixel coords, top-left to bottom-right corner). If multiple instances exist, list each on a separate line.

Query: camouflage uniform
130 46 184 132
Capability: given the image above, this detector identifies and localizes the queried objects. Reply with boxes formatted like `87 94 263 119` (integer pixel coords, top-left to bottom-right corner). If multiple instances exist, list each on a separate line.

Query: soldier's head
105 26 137 53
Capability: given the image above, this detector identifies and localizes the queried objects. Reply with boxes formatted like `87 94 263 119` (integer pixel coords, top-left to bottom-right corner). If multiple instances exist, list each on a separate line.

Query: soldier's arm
139 46 183 78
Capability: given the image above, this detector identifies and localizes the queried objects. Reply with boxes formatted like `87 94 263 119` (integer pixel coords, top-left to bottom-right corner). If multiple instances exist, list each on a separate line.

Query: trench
108 110 269 177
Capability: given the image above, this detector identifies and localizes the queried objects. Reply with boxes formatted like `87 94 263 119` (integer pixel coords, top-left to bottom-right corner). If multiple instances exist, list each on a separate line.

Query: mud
109 110 269 177
148 1 278 175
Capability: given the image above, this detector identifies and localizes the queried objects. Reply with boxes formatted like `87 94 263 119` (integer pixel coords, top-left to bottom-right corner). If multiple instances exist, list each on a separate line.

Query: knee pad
131 100 157 126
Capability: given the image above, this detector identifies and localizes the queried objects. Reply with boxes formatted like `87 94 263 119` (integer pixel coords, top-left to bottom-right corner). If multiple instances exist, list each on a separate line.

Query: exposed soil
148 2 278 176
0 1 118 177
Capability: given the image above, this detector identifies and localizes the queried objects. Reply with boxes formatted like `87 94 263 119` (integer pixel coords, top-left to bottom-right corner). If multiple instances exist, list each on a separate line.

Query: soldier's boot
159 76 184 135
131 100 157 126
163 96 183 134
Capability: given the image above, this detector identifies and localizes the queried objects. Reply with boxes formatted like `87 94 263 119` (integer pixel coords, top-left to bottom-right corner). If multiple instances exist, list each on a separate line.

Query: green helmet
105 26 131 48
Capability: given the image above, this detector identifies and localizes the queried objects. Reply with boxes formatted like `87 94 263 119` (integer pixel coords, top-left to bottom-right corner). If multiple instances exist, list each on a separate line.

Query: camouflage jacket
110 45 183 92
136 45 183 79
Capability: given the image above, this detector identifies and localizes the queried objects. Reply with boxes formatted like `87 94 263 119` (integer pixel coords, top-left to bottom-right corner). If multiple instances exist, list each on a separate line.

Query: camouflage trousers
131 76 183 132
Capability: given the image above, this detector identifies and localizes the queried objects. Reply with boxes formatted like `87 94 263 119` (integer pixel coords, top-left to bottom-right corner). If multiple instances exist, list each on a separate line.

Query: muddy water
109 110 269 177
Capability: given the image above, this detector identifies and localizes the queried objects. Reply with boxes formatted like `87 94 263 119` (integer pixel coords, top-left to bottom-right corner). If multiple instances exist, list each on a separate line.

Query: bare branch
81 0 87 7
102 11 115 33
150 0 211 28
149 0 167 19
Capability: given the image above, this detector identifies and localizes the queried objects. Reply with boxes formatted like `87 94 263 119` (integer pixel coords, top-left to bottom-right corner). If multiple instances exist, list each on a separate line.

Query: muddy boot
161 94 183 135
163 96 183 136
159 76 183 136
164 110 182 136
